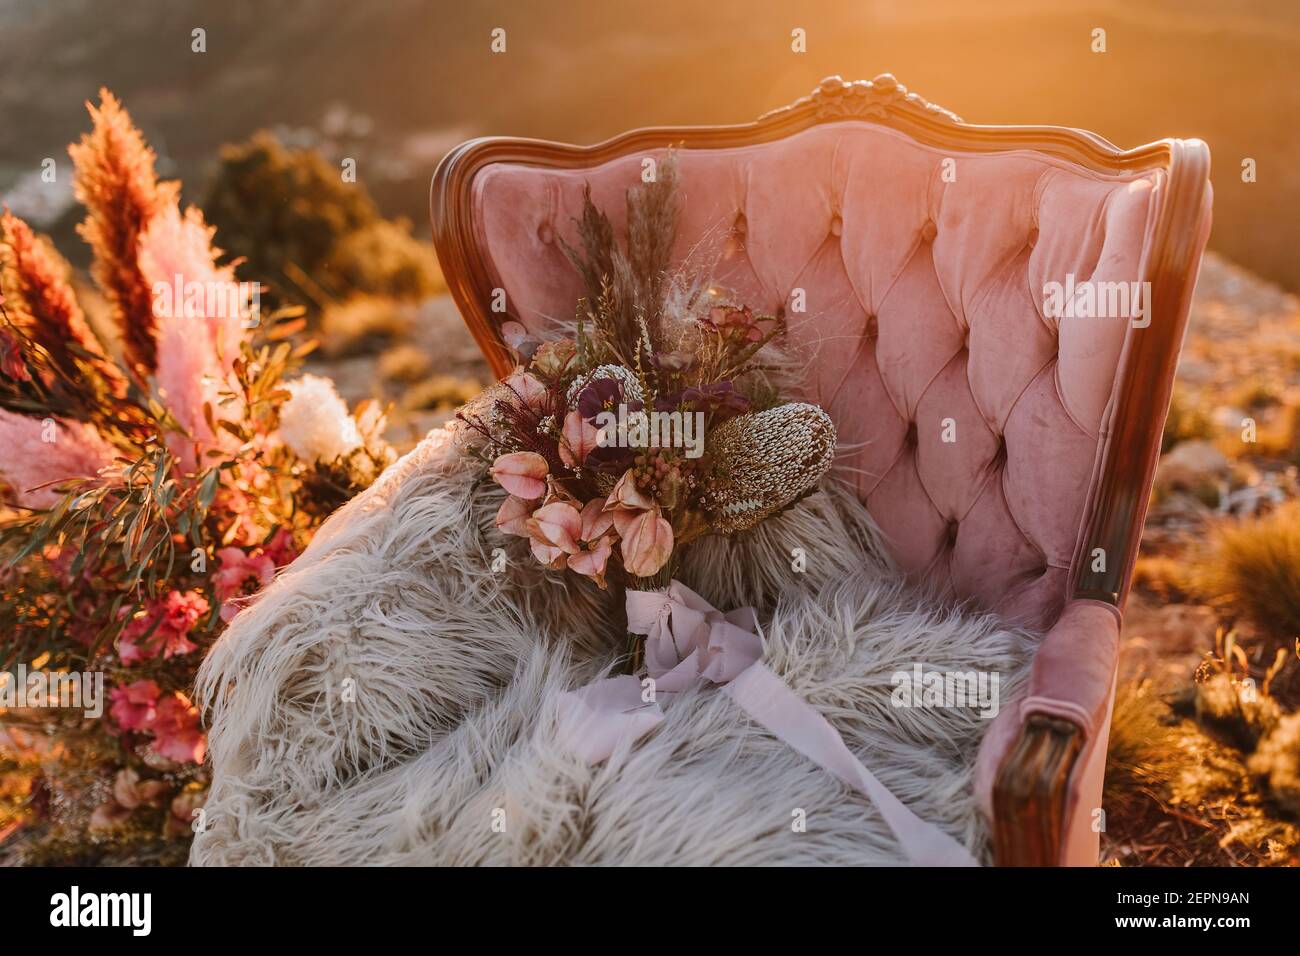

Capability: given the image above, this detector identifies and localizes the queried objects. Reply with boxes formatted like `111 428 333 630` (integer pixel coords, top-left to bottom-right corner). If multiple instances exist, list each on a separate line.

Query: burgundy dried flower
702 305 765 342
577 377 627 422
682 381 750 419
0 326 29 382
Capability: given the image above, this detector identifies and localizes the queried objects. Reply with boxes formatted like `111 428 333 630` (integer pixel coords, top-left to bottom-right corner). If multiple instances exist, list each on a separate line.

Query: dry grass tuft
1195 502 1300 645
377 343 433 384
1102 680 1300 866
1131 554 1200 603
401 374 482 412
318 295 413 359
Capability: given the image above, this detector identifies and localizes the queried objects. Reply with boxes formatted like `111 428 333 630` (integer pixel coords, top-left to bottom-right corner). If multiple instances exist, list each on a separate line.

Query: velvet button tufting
921 220 938 242
538 222 554 244
830 214 843 237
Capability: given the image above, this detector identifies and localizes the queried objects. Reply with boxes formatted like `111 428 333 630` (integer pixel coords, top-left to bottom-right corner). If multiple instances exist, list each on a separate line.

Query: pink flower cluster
118 590 209 665
109 679 206 764
211 528 295 622
493 453 673 587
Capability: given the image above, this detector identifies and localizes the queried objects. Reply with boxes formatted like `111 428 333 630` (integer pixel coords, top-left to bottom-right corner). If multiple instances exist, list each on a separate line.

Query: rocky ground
1106 252 1300 865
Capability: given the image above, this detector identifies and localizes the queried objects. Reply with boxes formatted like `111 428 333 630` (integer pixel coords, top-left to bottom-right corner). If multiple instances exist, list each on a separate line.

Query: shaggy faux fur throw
191 423 1039 866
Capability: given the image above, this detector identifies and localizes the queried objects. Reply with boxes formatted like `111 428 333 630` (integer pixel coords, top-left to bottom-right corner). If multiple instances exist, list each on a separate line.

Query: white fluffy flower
278 374 362 464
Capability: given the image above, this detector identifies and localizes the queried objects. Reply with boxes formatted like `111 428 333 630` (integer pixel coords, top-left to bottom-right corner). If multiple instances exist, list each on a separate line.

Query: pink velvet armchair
430 75 1213 866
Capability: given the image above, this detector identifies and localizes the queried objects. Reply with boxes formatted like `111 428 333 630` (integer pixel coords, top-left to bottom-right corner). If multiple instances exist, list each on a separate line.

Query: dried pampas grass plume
0 210 126 396
69 88 179 376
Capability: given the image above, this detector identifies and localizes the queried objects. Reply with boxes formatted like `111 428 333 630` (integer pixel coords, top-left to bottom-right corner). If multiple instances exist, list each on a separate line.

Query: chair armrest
989 599 1121 865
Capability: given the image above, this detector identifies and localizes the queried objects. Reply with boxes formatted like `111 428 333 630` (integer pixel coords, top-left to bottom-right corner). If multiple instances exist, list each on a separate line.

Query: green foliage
204 132 441 308
324 218 442 301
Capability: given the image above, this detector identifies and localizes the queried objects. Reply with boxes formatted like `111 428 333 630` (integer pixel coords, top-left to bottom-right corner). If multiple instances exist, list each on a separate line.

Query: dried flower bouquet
461 156 836 664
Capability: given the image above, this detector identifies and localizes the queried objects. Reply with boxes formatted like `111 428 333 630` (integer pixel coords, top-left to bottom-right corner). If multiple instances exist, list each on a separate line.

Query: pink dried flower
572 501 617 587
526 501 582 567
109 679 161 731
213 547 276 622
495 495 534 536
118 590 209 664
559 410 602 468
490 451 548 500
579 497 616 541
515 497 618 587
150 692 206 764
504 371 549 413
567 536 614 588
603 468 657 536
620 509 674 577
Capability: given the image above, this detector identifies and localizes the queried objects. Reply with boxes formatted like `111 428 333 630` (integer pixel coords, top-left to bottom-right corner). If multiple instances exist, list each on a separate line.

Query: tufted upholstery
471 122 1167 633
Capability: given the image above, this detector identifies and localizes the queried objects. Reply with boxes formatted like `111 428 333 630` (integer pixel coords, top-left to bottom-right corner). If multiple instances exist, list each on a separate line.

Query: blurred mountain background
1 0 1296 288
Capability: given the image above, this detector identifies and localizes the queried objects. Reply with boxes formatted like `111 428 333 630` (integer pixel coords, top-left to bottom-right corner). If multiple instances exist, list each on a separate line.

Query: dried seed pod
704 402 836 533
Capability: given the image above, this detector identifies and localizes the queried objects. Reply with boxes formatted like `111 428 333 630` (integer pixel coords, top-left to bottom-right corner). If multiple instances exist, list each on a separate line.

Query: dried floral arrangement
0 91 393 863
463 156 836 656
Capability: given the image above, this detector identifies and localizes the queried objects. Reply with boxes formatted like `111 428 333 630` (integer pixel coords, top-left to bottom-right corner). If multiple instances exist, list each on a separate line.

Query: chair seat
191 425 1035 866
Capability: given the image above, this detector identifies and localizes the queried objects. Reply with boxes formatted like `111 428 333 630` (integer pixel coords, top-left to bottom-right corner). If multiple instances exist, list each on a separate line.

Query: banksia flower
69 89 178 376
0 211 126 395
703 402 836 533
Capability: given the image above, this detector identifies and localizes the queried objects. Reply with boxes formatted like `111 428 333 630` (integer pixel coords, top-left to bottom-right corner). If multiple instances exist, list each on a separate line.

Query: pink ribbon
555 580 978 867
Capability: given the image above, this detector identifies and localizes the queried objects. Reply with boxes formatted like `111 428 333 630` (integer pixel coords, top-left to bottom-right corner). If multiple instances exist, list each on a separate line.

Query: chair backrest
432 75 1212 632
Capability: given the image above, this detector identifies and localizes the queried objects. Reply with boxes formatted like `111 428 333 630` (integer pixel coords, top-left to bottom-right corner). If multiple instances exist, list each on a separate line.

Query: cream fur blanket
190 424 1037 866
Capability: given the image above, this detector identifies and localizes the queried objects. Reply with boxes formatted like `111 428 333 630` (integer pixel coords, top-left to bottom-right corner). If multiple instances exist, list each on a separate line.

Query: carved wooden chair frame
430 74 1212 866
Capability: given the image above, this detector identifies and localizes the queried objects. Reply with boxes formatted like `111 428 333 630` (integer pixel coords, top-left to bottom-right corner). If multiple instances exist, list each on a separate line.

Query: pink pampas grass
0 409 117 508
137 205 249 377
138 205 252 473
